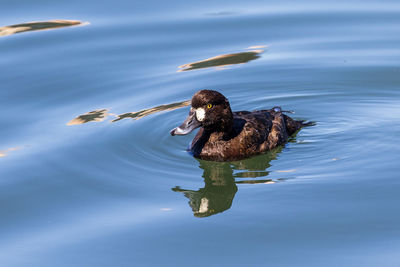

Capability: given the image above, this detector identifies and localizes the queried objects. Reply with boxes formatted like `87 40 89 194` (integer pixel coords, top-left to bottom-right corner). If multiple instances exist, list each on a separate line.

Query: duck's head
170 90 233 136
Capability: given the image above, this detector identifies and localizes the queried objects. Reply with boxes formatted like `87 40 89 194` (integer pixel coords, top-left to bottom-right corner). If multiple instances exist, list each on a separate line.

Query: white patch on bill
198 197 209 213
196 108 205 121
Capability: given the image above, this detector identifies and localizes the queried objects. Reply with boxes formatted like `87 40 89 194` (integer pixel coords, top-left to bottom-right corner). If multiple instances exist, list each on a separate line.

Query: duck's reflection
173 148 283 217
173 161 237 218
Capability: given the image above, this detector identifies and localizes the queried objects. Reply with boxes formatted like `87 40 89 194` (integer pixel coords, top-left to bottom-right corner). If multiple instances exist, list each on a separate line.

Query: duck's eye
207 104 213 109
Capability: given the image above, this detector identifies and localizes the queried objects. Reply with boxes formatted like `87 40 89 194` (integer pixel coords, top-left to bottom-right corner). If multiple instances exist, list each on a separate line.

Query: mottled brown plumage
170 90 310 161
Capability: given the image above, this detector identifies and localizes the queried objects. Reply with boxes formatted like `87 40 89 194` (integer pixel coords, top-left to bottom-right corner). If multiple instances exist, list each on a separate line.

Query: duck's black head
170 90 233 136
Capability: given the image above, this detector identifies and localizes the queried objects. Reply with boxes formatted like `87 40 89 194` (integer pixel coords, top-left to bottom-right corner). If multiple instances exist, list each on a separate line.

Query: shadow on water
178 48 265 72
0 20 88 37
172 147 284 218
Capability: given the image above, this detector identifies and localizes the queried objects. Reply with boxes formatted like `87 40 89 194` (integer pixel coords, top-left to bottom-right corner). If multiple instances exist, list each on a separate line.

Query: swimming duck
170 90 310 161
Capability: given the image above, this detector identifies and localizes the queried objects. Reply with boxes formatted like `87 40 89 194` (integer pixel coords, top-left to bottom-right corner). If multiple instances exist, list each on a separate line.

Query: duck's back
190 108 302 161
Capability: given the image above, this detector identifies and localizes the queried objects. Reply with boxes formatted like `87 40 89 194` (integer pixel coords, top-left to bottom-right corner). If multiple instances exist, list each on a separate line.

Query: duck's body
190 109 302 161
171 90 309 162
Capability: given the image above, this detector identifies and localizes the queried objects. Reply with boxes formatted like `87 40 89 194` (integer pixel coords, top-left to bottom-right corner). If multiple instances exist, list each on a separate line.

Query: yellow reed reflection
112 100 190 122
0 20 88 37
178 48 264 72
67 100 190 125
67 109 109 125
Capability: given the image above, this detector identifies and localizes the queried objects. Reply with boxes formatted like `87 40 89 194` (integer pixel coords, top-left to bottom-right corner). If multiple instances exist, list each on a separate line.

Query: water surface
1 0 400 266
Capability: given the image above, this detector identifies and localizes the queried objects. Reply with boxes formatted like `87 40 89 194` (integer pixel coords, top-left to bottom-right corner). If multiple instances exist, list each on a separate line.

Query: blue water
1 0 400 266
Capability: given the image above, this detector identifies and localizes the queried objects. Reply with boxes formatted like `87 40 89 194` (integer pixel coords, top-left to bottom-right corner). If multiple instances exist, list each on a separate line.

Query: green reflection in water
0 20 88 37
178 48 265 72
173 147 284 218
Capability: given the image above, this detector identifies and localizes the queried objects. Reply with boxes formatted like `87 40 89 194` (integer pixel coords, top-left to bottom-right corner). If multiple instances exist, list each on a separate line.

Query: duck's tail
272 107 315 135
273 106 315 127
283 115 316 136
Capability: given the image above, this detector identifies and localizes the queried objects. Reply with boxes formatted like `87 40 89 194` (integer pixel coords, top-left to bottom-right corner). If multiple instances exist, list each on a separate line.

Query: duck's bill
170 110 201 136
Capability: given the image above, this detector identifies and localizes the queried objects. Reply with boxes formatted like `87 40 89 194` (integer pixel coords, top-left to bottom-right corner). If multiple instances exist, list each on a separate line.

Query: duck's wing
253 108 310 136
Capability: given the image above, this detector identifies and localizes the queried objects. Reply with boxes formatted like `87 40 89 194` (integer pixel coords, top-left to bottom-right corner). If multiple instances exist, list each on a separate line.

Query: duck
170 90 311 161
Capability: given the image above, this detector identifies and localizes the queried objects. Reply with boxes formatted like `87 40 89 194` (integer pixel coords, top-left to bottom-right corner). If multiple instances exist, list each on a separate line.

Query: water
1 0 400 266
